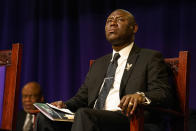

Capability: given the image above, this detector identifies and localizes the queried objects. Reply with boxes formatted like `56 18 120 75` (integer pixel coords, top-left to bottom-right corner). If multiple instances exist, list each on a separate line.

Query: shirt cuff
136 92 151 105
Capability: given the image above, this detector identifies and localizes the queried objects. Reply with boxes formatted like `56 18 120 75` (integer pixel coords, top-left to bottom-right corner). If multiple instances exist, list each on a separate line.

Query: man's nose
24 96 32 101
110 20 118 26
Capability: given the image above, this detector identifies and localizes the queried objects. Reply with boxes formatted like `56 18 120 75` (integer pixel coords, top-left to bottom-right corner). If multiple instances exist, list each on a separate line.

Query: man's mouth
108 28 118 33
24 104 33 109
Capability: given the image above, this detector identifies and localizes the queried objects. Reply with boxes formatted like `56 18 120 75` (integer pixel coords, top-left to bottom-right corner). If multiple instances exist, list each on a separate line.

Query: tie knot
112 53 120 63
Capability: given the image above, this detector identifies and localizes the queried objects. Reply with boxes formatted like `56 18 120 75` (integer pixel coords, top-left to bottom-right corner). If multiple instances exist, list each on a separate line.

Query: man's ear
40 96 44 102
133 24 138 34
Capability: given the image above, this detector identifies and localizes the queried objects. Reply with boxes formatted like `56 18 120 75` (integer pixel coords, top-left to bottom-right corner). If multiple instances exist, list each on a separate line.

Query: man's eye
107 19 112 23
117 18 124 22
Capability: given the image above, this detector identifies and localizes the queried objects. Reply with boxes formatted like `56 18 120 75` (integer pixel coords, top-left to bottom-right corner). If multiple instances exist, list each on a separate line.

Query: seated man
35 9 174 131
189 109 196 131
16 81 44 131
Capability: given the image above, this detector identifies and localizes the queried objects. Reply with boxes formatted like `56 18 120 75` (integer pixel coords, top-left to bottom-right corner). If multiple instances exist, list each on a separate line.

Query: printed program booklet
33 103 74 122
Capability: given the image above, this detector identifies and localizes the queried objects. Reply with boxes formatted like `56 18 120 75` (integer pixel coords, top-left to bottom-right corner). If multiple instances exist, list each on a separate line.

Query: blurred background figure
189 109 196 131
16 81 44 131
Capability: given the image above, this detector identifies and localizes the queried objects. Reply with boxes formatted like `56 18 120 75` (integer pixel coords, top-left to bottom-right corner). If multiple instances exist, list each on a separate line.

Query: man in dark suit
35 9 174 131
16 82 44 131
189 109 196 131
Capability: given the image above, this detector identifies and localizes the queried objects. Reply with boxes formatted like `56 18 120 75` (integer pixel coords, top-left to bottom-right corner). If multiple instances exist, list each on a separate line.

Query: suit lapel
17 110 27 131
94 54 111 93
119 44 140 98
89 54 112 107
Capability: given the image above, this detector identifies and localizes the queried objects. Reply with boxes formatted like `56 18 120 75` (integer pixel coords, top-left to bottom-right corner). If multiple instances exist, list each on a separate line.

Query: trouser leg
35 113 72 131
35 109 163 131
71 108 130 131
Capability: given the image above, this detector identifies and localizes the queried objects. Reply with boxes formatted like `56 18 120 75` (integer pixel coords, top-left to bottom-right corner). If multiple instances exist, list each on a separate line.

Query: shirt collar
112 42 134 61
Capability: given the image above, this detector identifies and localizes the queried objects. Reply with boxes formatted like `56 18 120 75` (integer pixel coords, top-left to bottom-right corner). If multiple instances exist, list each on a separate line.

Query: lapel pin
125 63 132 71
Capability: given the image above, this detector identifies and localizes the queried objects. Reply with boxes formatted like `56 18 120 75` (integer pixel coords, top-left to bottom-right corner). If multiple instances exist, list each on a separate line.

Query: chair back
130 51 190 131
0 43 22 131
164 51 190 131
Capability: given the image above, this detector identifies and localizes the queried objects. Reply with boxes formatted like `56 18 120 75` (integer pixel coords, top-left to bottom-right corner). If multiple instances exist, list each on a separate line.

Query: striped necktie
23 113 33 131
95 53 120 109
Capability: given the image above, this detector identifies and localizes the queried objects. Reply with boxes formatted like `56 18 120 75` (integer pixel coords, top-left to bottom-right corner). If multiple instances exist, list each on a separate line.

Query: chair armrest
130 107 144 131
144 106 184 117
130 106 184 131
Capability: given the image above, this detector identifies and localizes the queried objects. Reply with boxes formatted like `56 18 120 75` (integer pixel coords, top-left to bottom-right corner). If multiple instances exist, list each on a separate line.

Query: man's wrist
136 92 151 105
63 102 67 108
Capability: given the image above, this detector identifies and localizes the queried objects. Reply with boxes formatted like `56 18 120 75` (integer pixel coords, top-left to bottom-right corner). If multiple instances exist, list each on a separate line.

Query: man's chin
110 40 125 47
24 109 30 113
108 37 131 47
24 107 36 113
107 37 120 45
111 42 122 46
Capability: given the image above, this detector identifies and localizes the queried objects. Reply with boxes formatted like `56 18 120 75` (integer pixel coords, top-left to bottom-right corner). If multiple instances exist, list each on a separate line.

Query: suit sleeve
144 52 174 107
64 61 96 112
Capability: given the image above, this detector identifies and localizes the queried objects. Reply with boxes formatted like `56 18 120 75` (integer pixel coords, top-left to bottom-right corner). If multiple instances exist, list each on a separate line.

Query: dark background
0 0 195 110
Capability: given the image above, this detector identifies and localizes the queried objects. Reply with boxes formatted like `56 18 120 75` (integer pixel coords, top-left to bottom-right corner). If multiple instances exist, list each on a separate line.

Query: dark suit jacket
16 110 26 131
16 110 33 131
65 44 174 123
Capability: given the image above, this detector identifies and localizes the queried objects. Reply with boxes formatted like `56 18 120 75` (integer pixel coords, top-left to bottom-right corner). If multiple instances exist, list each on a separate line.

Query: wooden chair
130 51 190 131
0 43 23 131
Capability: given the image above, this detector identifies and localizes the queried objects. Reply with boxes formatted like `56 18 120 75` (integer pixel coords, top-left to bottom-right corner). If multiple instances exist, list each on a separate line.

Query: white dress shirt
104 43 134 111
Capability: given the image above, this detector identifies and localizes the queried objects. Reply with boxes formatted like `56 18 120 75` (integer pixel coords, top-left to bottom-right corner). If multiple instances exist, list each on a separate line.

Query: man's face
105 10 134 46
22 84 42 113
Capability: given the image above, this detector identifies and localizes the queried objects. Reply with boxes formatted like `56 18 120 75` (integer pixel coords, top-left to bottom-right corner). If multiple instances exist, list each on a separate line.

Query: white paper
46 103 74 115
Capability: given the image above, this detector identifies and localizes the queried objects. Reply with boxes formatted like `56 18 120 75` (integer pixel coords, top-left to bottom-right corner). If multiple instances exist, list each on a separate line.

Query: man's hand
118 93 145 117
51 101 66 108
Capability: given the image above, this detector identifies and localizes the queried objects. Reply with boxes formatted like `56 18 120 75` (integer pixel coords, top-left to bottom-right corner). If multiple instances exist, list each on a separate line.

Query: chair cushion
0 66 6 125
